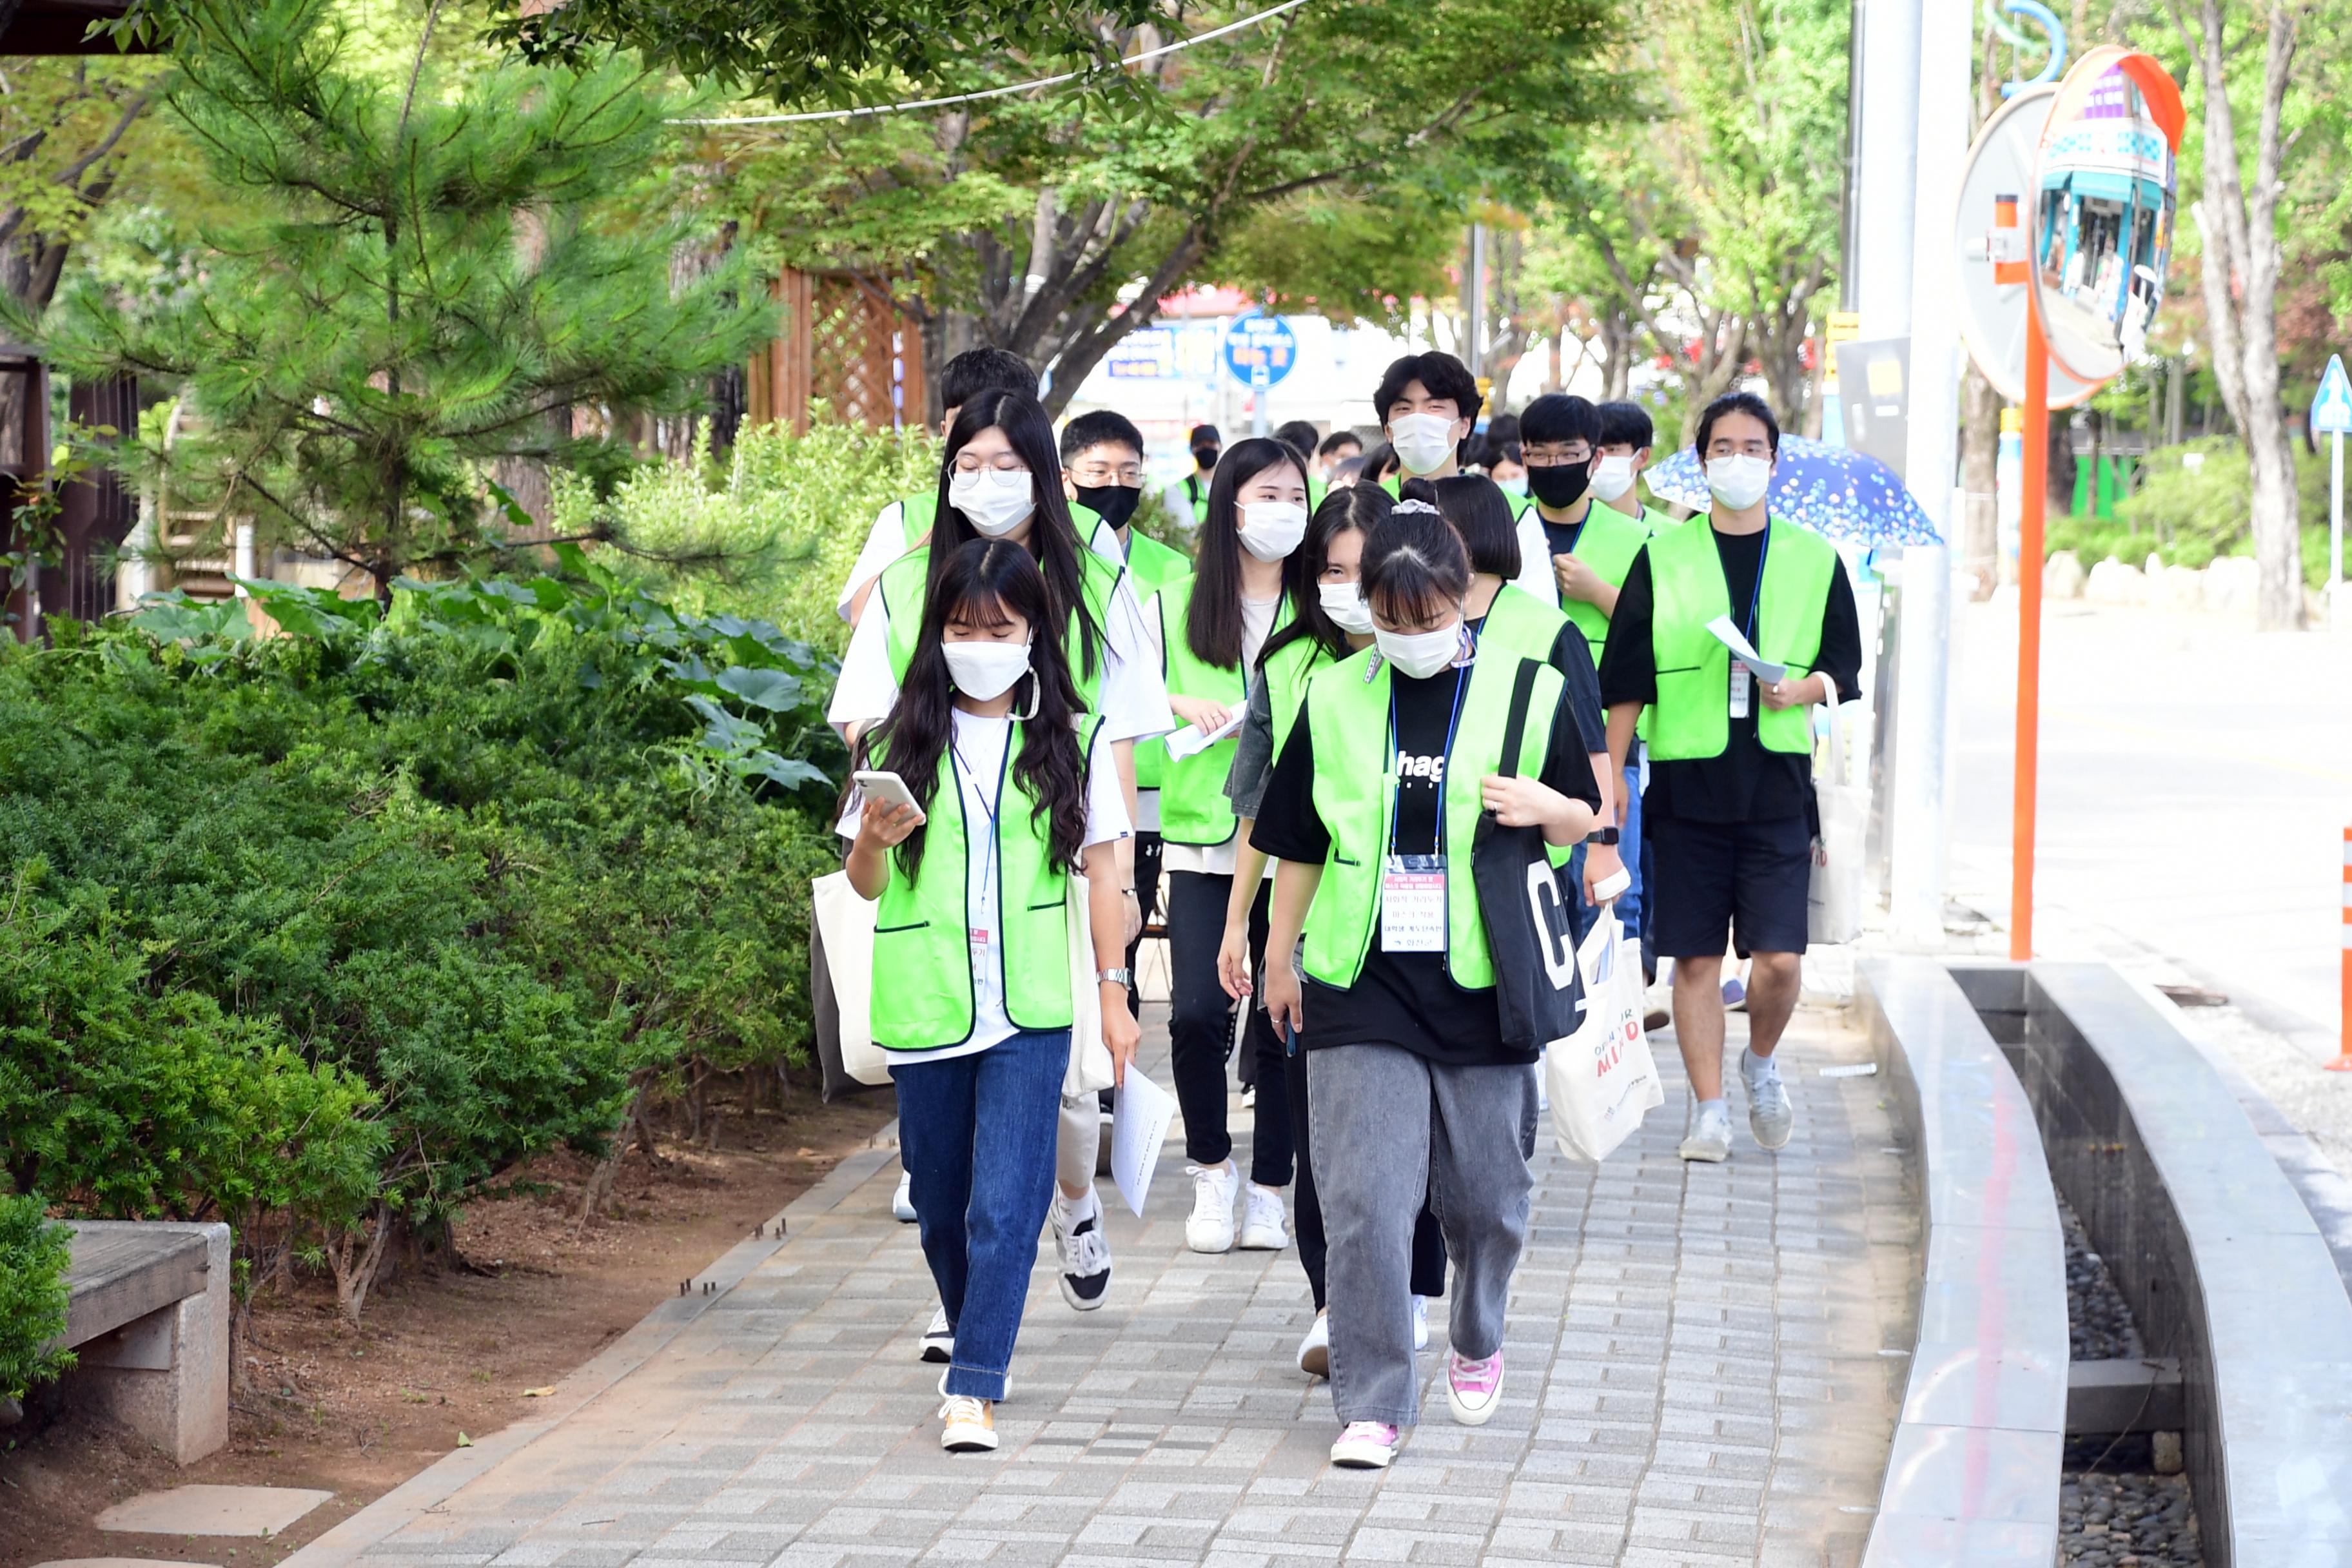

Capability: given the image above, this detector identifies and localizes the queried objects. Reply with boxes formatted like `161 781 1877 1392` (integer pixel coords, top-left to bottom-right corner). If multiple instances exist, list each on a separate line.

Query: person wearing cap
1598 391 1862 1165
1162 424 1222 528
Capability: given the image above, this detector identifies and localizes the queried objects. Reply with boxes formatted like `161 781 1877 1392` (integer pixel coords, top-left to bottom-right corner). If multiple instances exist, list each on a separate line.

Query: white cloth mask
949 468 1037 536
1496 476 1529 498
1590 453 1637 502
1375 618 1464 680
1318 581 1374 634
942 638 1032 701
1705 453 1772 513
1388 412 1459 476
1237 500 1309 562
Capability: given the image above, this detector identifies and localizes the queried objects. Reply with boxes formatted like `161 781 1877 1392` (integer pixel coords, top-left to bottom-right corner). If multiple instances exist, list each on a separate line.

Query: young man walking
1598 393 1861 1162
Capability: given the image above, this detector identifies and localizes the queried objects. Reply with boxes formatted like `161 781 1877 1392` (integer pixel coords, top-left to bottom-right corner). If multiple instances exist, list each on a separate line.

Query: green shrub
0 1193 73 1402
2052 436 2334 587
558 415 940 655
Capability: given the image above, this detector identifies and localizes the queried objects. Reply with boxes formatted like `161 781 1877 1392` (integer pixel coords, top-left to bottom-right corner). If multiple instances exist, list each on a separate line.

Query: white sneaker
1051 1188 1112 1311
1296 1310 1330 1378
938 1395 997 1453
1411 1294 1430 1351
1184 1161 1241 1253
1741 1049 1794 1151
1239 1184 1289 1250
892 1170 917 1223
919 1305 953 1363
1329 1420 1399 1468
1679 1101 1733 1163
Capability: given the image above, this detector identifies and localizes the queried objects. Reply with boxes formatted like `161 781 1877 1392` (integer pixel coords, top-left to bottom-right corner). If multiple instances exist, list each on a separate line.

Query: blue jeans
1568 752 1646 953
891 1027 1066 1400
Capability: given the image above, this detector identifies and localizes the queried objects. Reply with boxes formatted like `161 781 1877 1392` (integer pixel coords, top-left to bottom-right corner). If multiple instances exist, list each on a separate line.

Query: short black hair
1596 400 1654 451
1485 412 1520 447
1373 351 1482 426
1362 441 1399 481
1275 420 1320 456
1317 430 1363 459
1059 409 1143 464
1518 393 1600 449
938 346 1037 413
1409 474 1520 580
1693 391 1780 456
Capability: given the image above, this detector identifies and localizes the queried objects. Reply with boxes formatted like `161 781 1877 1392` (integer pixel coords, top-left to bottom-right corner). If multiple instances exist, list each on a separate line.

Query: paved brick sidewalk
295 1006 1912 1568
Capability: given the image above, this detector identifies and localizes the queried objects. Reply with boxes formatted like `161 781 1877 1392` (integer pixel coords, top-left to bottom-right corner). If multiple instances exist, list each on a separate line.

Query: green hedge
0 1193 72 1402
2050 435 2334 587
0 555 845 1320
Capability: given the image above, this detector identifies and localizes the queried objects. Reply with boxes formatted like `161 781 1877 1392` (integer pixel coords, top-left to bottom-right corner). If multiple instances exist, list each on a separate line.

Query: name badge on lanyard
1730 525 1769 721
1380 853 1446 952
1729 661 1751 718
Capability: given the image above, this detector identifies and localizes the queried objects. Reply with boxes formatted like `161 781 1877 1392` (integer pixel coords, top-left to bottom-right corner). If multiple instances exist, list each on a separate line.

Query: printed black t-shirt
1251 654 1598 1068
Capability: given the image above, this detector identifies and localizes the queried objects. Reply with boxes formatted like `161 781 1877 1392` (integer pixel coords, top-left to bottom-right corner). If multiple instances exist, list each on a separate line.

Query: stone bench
55 1220 231 1464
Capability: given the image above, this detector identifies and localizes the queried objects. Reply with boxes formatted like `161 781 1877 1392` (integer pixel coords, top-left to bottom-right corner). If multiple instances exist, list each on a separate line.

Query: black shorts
1647 812 1812 959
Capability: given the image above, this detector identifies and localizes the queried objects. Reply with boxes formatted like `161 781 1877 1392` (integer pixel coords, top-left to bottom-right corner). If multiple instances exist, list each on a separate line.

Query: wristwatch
1096 967 1135 988
1591 826 1622 846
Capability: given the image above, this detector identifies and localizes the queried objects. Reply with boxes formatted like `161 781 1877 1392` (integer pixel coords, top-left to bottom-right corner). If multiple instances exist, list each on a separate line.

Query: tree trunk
326 1200 395 1327
1961 364 2001 596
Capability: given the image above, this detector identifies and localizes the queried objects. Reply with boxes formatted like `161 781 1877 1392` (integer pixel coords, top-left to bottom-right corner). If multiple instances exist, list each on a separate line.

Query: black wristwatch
1591 826 1621 846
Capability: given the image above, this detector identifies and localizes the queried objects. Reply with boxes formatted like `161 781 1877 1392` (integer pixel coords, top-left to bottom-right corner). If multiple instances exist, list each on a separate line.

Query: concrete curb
274 1142 903 1568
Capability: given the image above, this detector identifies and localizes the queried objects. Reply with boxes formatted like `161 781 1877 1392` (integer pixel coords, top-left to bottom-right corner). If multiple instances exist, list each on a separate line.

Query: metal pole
2331 429 2343 627
2012 291 2050 961
1466 222 1487 379
1854 0 1923 338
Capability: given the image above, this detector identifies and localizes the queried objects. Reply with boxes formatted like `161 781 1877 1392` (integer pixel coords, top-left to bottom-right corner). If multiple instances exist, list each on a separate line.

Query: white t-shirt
839 712 1130 1066
827 548 1174 746
836 498 1126 623
1162 592 1282 879
1513 507 1558 606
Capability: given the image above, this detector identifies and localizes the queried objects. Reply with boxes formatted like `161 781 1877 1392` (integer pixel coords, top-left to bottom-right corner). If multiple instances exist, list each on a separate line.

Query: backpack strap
1495 657 1541 782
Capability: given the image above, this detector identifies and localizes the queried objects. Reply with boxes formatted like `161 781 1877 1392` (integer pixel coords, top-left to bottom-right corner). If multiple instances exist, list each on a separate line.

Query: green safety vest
1475 582 1569 668
1307 475 1327 514
1639 504 1679 536
1376 471 1529 519
1181 473 1210 524
1538 500 1649 665
1122 531 1191 794
1260 632 1334 764
868 716 1101 1050
1298 647 1562 992
877 546 1126 709
898 490 1111 556
1645 516 1838 761
1151 580 1295 846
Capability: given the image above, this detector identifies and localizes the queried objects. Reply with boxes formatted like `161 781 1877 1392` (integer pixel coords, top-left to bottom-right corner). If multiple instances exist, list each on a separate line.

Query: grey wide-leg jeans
1306 1043 1539 1426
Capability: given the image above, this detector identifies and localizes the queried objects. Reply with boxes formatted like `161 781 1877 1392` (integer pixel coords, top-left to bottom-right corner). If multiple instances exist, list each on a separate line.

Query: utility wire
668 0 1309 127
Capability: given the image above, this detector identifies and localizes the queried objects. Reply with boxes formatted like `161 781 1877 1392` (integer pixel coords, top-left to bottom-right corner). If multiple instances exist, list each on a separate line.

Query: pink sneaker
1329 1420 1399 1467
1446 1349 1504 1426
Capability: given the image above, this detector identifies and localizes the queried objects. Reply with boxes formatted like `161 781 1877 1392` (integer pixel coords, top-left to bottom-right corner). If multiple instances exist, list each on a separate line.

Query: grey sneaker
1741 1049 1794 1151
1678 1101 1733 1162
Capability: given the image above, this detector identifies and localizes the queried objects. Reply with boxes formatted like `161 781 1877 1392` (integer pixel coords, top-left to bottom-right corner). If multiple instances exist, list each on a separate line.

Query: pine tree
28 0 770 600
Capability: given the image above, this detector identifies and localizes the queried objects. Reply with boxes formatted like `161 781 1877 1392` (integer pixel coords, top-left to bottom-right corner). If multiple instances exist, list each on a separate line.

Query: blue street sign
1220 308 1298 391
2312 354 2352 436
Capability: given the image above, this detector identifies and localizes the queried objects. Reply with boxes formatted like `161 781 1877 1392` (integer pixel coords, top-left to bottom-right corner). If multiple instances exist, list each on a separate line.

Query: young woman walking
1154 436 1310 1254
843 540 1141 1455
1215 483 1451 1377
1253 507 1601 1469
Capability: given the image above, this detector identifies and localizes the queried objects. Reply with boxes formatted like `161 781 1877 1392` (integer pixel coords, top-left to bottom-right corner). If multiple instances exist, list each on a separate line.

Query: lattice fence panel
749 270 925 433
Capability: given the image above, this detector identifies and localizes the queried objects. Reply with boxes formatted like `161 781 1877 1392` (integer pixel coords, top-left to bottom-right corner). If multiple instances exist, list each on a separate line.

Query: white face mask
1496 476 1529 498
942 638 1032 701
1318 580 1374 634
1705 453 1773 513
1237 499 1309 562
949 468 1037 537
1590 453 1637 502
1375 618 1464 680
1387 412 1458 476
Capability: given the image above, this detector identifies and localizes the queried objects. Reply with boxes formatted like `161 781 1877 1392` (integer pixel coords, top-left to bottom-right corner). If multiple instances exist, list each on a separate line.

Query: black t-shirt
1596 524 1863 825
1251 655 1600 1068
1539 514 1588 560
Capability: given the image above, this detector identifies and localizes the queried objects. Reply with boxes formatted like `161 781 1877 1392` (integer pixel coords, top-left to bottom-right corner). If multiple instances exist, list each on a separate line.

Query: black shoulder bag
1470 658 1585 1052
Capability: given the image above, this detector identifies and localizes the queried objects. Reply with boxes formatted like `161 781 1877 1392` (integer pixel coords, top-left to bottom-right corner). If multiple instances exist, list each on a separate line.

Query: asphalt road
1946 596 2352 1050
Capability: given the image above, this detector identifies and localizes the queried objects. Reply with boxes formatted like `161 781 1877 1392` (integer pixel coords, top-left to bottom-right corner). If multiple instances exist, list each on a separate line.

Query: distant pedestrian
1161 423 1222 528
1593 400 1680 534
1598 392 1862 1162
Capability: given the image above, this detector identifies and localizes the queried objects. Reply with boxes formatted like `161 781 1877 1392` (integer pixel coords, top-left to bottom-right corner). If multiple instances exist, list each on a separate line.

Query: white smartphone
852 769 923 814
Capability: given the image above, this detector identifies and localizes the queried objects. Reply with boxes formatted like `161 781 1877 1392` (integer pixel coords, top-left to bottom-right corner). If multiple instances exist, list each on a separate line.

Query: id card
1729 661 1751 719
969 925 994 971
1380 854 1446 953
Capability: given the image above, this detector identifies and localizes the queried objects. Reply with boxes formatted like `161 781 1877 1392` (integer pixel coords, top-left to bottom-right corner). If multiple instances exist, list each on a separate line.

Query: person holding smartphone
842 539 1139 1455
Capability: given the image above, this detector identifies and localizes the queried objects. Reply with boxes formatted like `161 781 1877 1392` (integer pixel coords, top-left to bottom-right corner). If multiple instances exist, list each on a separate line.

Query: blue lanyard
1740 521 1772 646
950 731 1006 899
1387 662 1469 858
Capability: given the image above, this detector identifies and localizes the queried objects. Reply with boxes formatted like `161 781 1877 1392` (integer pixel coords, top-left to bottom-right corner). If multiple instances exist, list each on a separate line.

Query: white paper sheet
1110 1066 1176 1219
1161 710 1244 763
1705 614 1787 685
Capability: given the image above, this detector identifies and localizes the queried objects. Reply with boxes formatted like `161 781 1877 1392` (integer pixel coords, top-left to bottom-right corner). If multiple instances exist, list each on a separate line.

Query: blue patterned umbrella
1643 435 1941 547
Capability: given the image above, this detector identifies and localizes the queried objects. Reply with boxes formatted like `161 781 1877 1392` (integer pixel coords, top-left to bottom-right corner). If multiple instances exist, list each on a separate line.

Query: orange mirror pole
2012 299 2049 960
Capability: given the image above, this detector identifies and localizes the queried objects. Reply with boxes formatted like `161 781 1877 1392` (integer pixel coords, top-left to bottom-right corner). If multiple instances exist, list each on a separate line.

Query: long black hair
854 539 1090 881
928 388 1104 681
1361 500 1471 627
1260 482 1392 671
1407 473 1521 579
1185 435 1308 669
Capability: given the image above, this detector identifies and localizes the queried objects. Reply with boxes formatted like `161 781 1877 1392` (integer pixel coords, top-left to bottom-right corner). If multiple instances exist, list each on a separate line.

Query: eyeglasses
1523 442 1591 465
1066 460 1143 485
951 453 1032 475
1705 440 1772 459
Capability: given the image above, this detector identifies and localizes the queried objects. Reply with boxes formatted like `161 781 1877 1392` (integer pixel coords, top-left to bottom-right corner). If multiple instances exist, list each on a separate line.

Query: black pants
1165 869 1292 1185
1282 1038 1447 1310
1122 830 1164 1026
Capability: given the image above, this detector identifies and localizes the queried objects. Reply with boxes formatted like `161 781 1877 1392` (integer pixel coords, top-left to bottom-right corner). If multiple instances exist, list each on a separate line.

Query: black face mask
1193 446 1220 472
1526 460 1593 510
1073 483 1141 529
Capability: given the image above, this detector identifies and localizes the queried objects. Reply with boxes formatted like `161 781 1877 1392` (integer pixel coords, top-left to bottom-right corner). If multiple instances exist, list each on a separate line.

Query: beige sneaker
939 1395 997 1453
